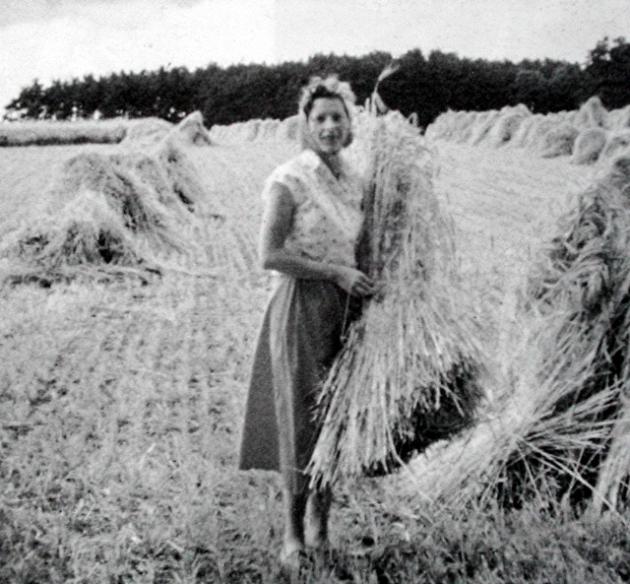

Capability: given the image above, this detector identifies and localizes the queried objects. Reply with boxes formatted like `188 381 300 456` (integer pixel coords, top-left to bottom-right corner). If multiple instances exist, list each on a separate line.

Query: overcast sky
1 0 629 114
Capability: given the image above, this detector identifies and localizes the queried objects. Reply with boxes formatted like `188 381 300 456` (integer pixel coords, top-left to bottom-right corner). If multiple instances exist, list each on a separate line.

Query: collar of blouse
303 148 350 182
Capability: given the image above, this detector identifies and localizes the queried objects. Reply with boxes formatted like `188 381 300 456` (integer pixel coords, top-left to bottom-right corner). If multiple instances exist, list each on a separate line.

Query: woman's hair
297 75 356 150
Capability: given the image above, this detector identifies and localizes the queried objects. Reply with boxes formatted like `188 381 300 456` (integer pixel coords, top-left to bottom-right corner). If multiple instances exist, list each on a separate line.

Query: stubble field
1 135 627 583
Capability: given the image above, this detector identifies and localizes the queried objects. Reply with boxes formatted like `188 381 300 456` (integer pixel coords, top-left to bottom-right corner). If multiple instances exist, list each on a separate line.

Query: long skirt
238 275 357 494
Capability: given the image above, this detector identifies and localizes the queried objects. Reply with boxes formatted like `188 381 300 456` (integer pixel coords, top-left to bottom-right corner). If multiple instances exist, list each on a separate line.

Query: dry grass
427 98 623 166
0 139 294 583
486 109 529 147
54 152 179 237
0 116 208 149
510 113 544 148
121 118 173 147
0 144 121 236
0 126 211 286
575 96 608 129
540 123 579 158
608 105 630 130
0 119 141 147
155 138 207 214
391 152 630 516
172 112 212 146
572 128 608 165
0 189 159 286
310 112 483 485
469 111 501 146
209 115 301 145
602 130 630 160
1 124 629 582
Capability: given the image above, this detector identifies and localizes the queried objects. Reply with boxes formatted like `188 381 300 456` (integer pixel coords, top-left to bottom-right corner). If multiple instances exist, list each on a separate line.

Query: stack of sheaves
393 154 630 511
519 153 630 510
309 110 484 486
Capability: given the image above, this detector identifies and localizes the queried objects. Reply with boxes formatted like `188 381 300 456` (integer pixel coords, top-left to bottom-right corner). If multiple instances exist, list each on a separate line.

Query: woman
238 76 374 568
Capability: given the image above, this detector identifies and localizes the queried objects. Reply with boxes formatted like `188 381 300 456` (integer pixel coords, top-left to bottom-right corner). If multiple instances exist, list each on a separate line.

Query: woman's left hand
333 265 375 297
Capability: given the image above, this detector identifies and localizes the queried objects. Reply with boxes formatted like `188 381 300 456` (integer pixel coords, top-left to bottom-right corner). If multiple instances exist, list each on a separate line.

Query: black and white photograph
1 1 630 582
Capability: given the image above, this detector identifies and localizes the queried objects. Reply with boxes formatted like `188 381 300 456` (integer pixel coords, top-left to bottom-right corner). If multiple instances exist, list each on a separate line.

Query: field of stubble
1 138 627 584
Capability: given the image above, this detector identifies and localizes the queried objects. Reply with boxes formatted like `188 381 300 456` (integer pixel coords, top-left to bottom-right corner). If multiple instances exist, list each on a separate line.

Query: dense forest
5 36 630 129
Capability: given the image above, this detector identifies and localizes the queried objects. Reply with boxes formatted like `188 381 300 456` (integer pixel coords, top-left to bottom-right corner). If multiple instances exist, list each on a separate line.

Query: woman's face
307 97 350 156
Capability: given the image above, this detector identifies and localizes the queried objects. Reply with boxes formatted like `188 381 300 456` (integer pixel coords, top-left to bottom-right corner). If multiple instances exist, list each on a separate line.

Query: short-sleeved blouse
262 149 364 269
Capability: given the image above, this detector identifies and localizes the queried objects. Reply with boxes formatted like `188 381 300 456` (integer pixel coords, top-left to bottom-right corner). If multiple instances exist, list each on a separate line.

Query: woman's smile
319 133 341 148
307 97 351 156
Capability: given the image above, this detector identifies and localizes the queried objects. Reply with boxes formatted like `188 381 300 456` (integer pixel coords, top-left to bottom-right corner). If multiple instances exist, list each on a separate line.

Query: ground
0 138 627 583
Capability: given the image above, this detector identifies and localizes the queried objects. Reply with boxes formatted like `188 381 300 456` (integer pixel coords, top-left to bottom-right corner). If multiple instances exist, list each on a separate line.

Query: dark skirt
238 275 357 493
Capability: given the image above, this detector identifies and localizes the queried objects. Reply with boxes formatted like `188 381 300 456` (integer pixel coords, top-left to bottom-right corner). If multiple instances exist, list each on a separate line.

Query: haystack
0 189 158 285
608 105 630 130
172 111 212 146
209 124 229 142
454 112 480 144
571 128 608 165
514 153 630 509
110 151 192 219
434 110 459 140
601 130 630 160
208 125 223 142
446 111 472 142
441 109 477 141
564 110 578 125
398 153 630 511
510 114 544 148
487 111 529 147
256 119 280 140
575 96 608 129
255 119 269 140
509 103 532 117
407 112 419 127
244 120 260 141
524 118 560 150
424 110 452 141
308 110 483 486
279 115 299 141
469 110 500 145
155 139 206 213
55 152 181 247
540 123 579 158
0 134 207 285
122 118 172 147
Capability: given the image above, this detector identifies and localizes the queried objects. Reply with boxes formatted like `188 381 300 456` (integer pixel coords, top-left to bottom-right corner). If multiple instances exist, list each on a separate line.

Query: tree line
5 37 629 129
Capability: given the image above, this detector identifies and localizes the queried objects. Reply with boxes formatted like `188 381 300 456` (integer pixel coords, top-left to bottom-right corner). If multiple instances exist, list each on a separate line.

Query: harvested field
1 127 628 582
0 119 138 147
428 97 630 168
0 115 216 287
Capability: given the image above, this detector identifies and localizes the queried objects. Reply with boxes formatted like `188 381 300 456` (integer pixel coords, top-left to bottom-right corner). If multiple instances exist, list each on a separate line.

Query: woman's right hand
333 266 375 297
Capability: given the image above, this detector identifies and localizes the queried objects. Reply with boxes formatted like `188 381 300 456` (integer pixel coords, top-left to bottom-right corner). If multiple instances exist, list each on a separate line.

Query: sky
1 0 629 114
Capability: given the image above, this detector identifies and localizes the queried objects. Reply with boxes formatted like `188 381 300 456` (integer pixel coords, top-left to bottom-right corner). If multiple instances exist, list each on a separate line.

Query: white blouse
262 149 364 269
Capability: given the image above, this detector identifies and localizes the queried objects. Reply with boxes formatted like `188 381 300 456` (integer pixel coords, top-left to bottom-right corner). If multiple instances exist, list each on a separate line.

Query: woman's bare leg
280 488 308 566
305 486 332 549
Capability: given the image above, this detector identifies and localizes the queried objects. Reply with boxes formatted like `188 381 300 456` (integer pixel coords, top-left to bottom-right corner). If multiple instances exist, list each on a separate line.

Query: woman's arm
259 182 374 297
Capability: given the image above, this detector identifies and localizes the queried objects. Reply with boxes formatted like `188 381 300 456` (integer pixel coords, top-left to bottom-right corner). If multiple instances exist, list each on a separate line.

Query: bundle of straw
121 117 172 147
0 138 205 286
512 153 630 508
389 157 630 511
308 110 483 486
155 138 207 214
0 189 159 286
57 151 187 251
172 111 212 146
